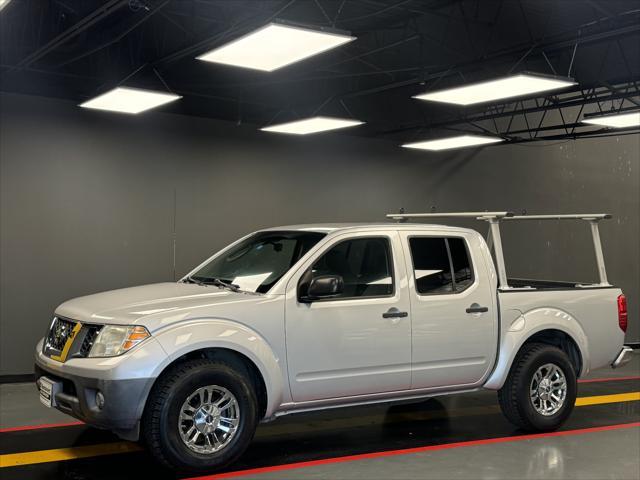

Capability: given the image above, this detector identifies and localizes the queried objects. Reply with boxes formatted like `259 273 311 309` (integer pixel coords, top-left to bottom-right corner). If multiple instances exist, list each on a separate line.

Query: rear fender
484 307 588 390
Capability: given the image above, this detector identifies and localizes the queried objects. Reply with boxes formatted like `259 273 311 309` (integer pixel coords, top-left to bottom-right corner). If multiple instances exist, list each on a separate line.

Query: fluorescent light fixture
0 0 12 12
79 87 181 114
414 73 576 106
197 23 355 72
261 116 364 135
582 111 640 128
402 135 504 151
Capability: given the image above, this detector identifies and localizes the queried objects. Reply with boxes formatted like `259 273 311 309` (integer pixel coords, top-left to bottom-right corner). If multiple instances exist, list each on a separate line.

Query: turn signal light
122 326 151 350
618 294 628 333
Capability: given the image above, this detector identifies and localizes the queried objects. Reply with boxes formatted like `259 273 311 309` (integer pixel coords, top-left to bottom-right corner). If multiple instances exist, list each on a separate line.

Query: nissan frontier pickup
35 211 632 472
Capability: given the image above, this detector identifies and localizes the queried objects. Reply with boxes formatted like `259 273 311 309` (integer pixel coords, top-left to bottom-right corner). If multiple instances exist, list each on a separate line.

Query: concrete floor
1 352 639 479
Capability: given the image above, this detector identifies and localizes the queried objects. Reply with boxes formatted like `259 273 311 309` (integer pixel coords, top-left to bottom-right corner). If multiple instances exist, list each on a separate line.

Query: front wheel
498 343 577 432
142 359 259 473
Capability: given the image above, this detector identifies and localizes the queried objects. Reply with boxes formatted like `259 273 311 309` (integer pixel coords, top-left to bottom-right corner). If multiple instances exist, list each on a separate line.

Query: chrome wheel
178 385 240 454
530 363 567 416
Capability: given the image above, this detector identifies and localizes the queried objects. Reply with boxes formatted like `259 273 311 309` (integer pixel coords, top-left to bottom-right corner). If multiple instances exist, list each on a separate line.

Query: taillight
617 294 628 333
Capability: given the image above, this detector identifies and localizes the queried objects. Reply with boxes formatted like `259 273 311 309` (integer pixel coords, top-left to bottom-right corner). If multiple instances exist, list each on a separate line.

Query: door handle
466 303 489 314
383 308 408 319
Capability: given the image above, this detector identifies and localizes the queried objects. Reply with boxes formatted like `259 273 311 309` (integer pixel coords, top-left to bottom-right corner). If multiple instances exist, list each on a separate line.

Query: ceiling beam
56 0 173 68
7 0 129 72
377 78 640 136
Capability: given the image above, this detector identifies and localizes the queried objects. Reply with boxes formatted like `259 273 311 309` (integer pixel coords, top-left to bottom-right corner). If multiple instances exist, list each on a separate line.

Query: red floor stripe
0 376 637 434
0 420 83 433
0 376 640 433
191 422 640 480
578 375 640 384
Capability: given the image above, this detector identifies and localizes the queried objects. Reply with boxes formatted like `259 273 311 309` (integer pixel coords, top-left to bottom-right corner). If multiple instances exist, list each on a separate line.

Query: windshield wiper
184 276 241 292
207 277 241 292
183 275 204 285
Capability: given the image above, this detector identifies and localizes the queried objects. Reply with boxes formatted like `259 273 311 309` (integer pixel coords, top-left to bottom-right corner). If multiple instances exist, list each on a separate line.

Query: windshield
189 231 326 293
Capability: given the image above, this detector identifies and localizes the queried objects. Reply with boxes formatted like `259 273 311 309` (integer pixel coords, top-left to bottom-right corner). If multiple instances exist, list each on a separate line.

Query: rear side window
409 237 474 295
449 238 473 291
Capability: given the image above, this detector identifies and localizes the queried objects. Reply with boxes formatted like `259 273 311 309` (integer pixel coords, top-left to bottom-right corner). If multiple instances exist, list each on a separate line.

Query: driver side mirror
300 275 344 303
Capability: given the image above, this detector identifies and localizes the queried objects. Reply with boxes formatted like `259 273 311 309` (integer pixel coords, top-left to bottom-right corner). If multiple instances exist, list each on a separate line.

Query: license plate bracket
38 376 61 408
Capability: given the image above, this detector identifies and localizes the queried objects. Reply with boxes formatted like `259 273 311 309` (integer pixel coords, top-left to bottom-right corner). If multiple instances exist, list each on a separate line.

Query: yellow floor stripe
1 391 638 468
0 442 141 468
574 391 640 407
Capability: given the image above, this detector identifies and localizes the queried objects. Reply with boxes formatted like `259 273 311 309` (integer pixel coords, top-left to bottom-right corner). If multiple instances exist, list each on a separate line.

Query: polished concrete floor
1 352 638 479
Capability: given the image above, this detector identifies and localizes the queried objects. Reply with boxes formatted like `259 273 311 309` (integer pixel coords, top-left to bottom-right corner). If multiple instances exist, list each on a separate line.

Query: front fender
484 307 588 390
153 319 284 418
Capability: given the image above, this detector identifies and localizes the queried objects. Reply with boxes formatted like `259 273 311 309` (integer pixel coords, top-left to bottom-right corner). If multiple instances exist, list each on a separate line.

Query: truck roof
260 223 477 235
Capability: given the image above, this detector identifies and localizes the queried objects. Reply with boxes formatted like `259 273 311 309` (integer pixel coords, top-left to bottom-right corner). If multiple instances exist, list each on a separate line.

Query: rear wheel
142 359 258 473
498 343 577 432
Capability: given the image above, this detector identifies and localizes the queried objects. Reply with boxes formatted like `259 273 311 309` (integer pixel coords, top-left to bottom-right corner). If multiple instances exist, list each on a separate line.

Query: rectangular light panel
402 135 503 151
197 23 355 72
414 73 576 106
583 111 640 128
79 87 181 114
261 116 364 135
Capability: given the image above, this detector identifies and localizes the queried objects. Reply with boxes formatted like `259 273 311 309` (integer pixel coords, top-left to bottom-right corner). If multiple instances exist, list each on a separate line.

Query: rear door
399 231 498 389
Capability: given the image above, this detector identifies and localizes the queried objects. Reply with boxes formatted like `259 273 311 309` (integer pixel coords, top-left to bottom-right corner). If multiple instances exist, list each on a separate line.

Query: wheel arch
523 329 583 376
484 308 588 390
153 347 269 418
140 320 284 422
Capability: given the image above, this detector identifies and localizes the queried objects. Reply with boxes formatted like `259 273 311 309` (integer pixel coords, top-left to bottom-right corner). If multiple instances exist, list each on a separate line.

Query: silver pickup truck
34 211 632 473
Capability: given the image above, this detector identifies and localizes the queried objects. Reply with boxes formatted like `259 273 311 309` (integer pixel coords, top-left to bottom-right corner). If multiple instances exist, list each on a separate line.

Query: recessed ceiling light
261 116 364 135
402 135 504 151
414 73 576 106
79 87 181 114
197 23 355 72
582 111 640 128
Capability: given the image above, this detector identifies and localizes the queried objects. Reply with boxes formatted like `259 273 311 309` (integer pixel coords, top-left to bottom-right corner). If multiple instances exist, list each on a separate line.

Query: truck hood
55 282 267 330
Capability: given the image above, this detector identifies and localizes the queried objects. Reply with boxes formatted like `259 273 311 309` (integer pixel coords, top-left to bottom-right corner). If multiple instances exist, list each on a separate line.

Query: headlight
88 325 150 358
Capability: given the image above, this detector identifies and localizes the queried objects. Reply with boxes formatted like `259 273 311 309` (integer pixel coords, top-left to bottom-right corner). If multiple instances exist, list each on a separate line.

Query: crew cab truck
34 211 633 473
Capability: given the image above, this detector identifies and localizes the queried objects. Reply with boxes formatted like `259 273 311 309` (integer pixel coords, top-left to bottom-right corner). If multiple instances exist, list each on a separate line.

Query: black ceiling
1 0 639 143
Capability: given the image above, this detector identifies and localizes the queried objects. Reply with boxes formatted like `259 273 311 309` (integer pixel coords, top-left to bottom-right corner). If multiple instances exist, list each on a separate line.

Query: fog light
96 391 105 410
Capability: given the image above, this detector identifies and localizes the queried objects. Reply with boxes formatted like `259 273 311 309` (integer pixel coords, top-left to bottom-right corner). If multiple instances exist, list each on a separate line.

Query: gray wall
1 92 638 376
413 135 639 343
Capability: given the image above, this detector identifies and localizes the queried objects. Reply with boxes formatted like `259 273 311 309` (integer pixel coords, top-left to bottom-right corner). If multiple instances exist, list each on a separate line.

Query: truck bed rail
385 210 612 290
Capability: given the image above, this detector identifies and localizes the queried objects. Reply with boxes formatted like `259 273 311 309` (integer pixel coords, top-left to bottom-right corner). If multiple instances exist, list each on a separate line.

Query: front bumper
34 362 151 440
34 337 167 440
611 346 634 369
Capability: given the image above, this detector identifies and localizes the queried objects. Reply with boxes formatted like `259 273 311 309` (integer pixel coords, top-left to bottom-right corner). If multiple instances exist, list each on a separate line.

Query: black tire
142 359 259 473
498 343 577 432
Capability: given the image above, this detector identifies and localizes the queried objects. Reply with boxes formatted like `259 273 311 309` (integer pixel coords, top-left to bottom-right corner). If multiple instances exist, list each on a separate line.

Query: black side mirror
300 275 344 302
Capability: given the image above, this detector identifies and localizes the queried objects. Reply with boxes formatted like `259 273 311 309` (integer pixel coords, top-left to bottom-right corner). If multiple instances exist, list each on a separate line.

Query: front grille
79 325 102 357
44 317 77 354
44 317 102 360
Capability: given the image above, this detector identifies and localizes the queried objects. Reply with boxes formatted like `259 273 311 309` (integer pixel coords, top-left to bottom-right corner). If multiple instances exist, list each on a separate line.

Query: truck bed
497 286 624 375
507 278 599 290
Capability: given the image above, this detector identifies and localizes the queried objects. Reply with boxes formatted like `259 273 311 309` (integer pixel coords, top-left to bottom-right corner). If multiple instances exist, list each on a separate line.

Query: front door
285 231 411 402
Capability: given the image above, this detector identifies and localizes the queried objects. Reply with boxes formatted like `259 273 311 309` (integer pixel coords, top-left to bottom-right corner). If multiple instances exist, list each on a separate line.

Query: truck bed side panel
485 287 624 389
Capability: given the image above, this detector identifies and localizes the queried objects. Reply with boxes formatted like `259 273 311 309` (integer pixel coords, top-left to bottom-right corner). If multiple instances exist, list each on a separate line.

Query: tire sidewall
516 348 577 431
157 363 258 472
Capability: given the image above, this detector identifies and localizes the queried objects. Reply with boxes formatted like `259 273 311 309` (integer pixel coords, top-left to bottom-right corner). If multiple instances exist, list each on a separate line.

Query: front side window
409 237 474 295
304 237 394 299
191 231 325 293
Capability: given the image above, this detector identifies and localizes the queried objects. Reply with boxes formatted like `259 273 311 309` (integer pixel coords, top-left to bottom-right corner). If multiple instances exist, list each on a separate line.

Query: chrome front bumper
611 346 634 369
